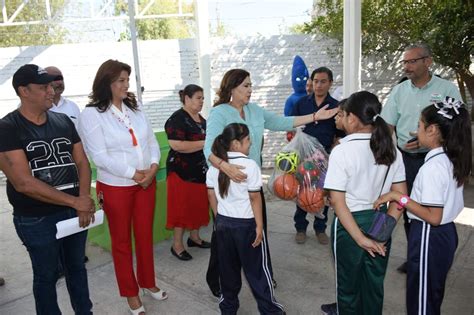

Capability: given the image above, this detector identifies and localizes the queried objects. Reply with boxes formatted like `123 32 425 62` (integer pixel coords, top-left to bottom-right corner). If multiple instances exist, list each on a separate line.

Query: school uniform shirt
49 96 81 128
324 133 406 212
206 152 262 219
408 147 464 225
78 103 160 187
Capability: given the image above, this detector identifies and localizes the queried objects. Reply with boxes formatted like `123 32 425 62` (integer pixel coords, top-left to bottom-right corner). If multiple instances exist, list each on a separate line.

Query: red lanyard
110 105 138 147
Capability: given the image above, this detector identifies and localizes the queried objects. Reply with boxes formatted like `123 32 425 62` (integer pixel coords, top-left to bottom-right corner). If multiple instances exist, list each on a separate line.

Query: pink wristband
397 194 410 210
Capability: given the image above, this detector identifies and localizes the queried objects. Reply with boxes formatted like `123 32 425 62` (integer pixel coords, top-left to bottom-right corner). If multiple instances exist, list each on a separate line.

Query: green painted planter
87 131 173 251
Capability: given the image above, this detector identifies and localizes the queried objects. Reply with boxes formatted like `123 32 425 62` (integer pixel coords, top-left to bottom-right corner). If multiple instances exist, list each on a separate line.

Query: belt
398 147 427 159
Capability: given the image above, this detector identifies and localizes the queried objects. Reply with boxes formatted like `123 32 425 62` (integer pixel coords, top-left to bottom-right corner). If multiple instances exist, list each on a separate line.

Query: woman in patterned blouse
165 84 211 261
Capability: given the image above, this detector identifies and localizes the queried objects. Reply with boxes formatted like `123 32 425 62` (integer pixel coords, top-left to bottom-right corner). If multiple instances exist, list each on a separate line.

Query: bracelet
397 194 410 210
313 112 318 124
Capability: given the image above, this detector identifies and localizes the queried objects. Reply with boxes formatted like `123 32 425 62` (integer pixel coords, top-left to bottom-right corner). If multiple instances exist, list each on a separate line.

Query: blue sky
208 0 314 36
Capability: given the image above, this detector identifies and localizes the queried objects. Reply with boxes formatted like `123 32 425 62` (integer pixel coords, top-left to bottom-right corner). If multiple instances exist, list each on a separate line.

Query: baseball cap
12 64 58 93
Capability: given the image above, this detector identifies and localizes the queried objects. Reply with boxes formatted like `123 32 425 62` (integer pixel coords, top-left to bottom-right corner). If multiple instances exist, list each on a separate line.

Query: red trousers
96 180 156 297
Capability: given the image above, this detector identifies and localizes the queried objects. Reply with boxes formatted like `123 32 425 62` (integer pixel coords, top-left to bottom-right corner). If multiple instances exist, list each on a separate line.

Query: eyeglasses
399 56 429 66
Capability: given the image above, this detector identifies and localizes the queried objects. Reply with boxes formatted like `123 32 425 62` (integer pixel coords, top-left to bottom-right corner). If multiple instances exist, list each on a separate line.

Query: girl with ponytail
323 91 407 315
375 97 471 315
206 123 285 315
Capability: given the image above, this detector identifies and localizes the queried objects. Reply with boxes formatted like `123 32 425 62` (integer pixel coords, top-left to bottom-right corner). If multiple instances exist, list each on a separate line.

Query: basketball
275 151 299 173
273 174 299 200
297 187 324 213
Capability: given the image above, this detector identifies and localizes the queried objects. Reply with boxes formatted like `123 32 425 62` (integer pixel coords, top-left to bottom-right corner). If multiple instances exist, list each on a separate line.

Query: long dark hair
178 84 203 105
214 69 250 107
421 99 472 186
211 123 250 198
87 59 138 112
345 91 396 165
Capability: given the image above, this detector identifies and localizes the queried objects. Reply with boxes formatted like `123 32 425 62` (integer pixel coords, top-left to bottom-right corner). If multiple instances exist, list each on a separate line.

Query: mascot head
291 55 309 94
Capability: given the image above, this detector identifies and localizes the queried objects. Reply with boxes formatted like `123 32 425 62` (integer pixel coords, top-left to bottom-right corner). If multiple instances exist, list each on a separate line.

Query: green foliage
302 0 473 65
116 0 194 40
288 23 306 34
211 20 228 37
299 0 474 106
0 0 66 47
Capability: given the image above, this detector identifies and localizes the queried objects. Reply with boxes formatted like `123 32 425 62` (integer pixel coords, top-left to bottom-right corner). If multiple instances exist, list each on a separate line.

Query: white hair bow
433 96 463 120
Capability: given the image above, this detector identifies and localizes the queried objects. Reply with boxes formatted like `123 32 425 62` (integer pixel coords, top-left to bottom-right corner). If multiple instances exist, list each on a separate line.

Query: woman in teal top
204 68 337 288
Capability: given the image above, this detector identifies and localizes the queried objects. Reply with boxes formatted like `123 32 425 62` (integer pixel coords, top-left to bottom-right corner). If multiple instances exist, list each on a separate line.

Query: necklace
110 105 138 146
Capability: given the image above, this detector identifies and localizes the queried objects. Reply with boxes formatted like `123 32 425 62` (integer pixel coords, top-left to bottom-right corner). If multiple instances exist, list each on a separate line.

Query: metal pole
128 0 143 103
194 0 211 118
343 0 361 98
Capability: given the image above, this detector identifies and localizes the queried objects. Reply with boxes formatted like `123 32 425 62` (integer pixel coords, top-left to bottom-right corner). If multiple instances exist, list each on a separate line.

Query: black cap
12 64 58 93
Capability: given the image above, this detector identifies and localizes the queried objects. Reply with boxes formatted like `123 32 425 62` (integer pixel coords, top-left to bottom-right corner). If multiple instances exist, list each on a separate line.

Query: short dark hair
311 67 333 81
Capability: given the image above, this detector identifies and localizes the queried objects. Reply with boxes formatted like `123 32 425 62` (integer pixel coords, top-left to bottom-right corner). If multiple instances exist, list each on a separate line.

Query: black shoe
187 238 211 248
321 302 337 315
170 247 193 261
397 261 408 274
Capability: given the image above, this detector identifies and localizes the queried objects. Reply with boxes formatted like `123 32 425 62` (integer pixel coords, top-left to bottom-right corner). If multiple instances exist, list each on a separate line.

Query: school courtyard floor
0 175 473 315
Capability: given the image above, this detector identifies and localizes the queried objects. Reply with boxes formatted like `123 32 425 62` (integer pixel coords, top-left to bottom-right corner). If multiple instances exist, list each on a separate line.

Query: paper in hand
56 210 104 239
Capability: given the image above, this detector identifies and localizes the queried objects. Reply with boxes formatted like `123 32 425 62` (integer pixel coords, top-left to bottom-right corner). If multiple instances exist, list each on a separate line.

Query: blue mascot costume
284 55 309 116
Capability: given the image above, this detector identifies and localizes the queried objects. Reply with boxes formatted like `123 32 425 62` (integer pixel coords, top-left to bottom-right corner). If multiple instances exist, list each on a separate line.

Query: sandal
129 305 145 315
143 288 168 301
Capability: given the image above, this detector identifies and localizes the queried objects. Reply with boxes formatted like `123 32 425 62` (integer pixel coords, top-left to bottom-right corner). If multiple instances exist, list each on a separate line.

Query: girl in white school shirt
375 97 471 315
206 123 285 315
323 91 407 315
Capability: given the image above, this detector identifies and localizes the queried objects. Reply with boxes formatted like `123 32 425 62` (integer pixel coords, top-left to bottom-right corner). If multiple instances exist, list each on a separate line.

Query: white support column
128 0 143 103
343 0 361 98
194 0 212 118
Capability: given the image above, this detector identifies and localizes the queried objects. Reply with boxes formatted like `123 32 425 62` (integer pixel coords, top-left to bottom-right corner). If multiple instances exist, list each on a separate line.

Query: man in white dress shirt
46 66 81 128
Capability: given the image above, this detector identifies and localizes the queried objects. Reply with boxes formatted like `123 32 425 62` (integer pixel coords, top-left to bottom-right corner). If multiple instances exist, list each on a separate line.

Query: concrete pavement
1 178 473 315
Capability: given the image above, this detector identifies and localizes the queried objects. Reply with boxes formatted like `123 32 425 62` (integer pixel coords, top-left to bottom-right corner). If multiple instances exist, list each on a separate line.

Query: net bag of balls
268 129 329 216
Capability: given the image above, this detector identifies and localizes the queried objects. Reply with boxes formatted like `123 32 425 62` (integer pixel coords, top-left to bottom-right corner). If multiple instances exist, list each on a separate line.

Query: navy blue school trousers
407 220 458 315
216 214 284 315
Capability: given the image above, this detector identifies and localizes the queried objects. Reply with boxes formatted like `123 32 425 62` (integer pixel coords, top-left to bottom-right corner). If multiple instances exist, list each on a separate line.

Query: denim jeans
14 208 93 315
294 205 329 233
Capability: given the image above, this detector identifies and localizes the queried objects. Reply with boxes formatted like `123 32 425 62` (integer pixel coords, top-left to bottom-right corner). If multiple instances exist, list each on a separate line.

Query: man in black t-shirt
0 64 94 314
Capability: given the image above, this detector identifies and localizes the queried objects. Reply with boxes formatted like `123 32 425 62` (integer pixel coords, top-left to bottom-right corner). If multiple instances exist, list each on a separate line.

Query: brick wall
0 34 461 177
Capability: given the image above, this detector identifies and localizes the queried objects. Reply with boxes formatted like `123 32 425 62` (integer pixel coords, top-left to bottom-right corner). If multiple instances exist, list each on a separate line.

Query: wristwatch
397 194 410 210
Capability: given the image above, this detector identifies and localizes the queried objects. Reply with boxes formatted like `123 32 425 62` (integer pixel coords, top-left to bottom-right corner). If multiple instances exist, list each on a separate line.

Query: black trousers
407 220 458 315
216 214 284 315
207 189 274 295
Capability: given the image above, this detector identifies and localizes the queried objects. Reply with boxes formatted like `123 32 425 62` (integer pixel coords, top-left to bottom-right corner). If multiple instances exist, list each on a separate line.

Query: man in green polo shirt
381 43 461 273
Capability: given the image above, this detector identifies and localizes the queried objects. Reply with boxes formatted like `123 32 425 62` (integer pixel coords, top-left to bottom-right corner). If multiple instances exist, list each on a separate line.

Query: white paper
56 210 105 239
